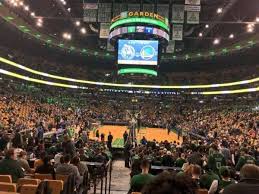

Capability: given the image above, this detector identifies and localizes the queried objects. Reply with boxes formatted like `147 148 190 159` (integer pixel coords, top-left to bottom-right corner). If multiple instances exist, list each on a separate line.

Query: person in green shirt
218 166 235 192
0 148 24 182
235 148 256 171
175 153 187 168
200 166 220 190
208 144 226 174
129 159 154 193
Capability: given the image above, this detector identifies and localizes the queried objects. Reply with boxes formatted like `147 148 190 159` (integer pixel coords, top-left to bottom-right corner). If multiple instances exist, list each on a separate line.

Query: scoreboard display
117 39 159 65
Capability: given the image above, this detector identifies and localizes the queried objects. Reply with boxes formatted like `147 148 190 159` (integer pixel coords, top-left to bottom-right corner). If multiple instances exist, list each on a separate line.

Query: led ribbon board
1 57 259 89
0 68 259 95
110 17 170 32
118 68 158 76
109 26 170 41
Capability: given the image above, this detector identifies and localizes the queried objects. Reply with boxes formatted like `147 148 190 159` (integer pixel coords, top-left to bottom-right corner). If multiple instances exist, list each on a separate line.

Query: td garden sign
111 11 169 26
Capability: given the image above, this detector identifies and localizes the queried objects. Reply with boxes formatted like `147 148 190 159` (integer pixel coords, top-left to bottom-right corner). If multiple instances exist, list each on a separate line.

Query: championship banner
166 40 175 53
113 3 127 17
143 4 154 12
83 2 98 22
185 5 201 12
157 4 169 19
172 5 185 23
172 24 183 40
107 40 115 51
98 3 112 22
99 23 110 38
128 3 140 12
187 11 200 24
185 0 201 5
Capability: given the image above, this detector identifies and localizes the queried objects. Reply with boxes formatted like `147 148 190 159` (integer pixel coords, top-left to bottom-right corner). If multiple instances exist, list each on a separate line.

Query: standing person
101 133 105 142
12 129 23 148
124 138 132 168
95 130 99 139
208 144 226 174
129 159 154 193
235 148 256 171
123 131 128 145
107 132 113 151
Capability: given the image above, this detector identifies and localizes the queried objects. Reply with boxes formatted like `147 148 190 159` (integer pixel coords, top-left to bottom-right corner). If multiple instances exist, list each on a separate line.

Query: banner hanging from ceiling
99 23 110 38
113 3 127 17
157 4 169 19
172 24 183 40
185 0 201 5
98 3 112 22
172 4 185 23
187 11 200 24
83 2 98 22
128 3 140 12
166 40 175 53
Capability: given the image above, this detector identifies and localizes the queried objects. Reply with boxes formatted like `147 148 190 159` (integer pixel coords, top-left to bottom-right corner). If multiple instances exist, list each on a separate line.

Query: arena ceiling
1 0 259 72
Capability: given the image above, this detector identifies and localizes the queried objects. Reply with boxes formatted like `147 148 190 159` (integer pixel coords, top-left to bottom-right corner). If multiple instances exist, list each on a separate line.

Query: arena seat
34 173 53 181
20 184 38 194
196 189 209 194
17 178 41 186
131 192 141 194
55 174 68 183
0 175 12 183
0 182 16 192
45 180 63 194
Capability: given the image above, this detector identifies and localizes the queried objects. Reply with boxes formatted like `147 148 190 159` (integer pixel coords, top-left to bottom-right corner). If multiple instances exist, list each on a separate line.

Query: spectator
142 171 197 194
35 156 55 179
17 151 33 174
218 166 235 192
34 151 46 169
71 156 88 176
0 148 24 182
129 159 154 193
223 164 259 194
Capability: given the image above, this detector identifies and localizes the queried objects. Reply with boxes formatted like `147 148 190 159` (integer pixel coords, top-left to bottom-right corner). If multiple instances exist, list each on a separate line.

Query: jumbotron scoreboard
109 11 170 76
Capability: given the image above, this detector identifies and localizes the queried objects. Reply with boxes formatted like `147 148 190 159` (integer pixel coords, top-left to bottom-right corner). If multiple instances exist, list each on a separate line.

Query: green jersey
235 155 256 171
175 158 186 168
200 171 220 190
208 152 226 173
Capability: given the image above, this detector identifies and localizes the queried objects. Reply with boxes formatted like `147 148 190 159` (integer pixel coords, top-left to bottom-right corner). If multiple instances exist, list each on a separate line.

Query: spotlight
229 34 234 39
199 32 203 37
213 38 220 45
80 27 86 34
30 12 35 17
205 24 209 28
75 21 80 26
24 5 29 11
36 22 42 27
256 17 259 23
217 8 223 14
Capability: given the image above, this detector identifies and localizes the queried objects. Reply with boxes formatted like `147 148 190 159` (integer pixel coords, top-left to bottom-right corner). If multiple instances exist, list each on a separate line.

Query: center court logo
140 45 156 60
121 44 135 60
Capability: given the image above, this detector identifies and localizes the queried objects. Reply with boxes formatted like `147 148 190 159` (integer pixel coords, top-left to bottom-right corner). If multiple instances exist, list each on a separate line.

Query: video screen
117 39 158 65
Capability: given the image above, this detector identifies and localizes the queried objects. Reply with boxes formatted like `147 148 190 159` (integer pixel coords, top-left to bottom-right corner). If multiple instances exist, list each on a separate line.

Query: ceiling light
24 5 29 11
213 38 220 45
229 34 234 39
80 27 86 34
199 32 203 37
30 12 35 17
67 8 71 12
217 8 223 14
37 18 43 23
63 32 71 40
205 24 209 28
247 27 254 33
36 22 42 27
75 21 80 26
256 17 259 23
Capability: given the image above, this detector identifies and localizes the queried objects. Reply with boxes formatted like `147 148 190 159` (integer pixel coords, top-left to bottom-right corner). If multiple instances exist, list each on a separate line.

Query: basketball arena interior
0 0 258 194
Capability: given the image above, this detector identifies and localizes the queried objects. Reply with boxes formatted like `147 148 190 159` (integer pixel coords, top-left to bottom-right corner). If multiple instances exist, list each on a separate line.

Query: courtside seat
34 173 53 181
196 189 209 194
20 184 38 194
0 182 16 192
0 175 12 183
45 180 63 194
